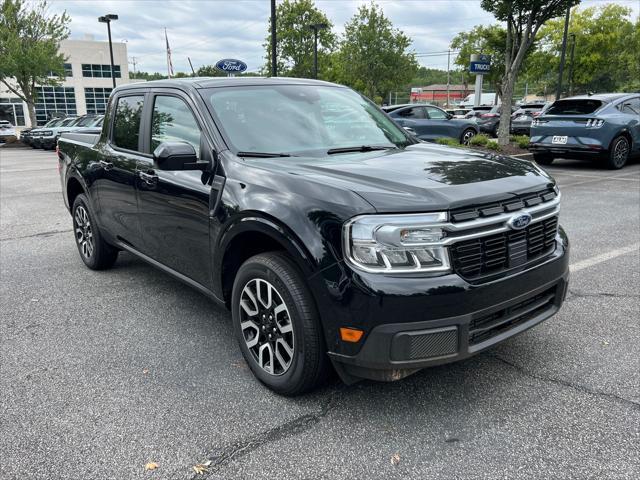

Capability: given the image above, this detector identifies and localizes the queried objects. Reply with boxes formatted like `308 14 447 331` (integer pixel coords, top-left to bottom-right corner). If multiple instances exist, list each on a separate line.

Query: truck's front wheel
72 194 118 270
231 252 329 396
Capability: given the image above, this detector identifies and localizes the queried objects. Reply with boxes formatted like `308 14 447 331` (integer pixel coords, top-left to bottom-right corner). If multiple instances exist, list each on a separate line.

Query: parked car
475 105 519 137
510 103 549 136
0 120 17 143
464 106 493 122
31 116 79 149
446 108 471 119
383 104 478 143
530 93 640 169
58 78 569 395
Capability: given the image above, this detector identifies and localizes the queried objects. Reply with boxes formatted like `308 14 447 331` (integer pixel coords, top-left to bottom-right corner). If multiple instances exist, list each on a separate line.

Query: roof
561 93 634 102
114 76 342 91
415 84 470 91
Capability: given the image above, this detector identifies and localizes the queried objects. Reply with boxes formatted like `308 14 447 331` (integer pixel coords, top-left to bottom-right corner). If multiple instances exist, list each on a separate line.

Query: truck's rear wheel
231 252 329 396
72 194 118 270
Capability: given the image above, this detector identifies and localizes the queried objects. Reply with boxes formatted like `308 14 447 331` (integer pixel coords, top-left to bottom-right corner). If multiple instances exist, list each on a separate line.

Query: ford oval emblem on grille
508 212 532 230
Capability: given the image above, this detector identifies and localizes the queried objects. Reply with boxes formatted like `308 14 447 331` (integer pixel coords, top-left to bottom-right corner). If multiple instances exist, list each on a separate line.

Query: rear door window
397 107 425 119
112 95 144 151
546 99 603 115
618 98 640 115
425 107 448 119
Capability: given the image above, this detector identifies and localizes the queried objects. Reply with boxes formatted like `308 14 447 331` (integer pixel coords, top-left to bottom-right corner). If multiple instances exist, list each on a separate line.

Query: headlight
343 213 451 273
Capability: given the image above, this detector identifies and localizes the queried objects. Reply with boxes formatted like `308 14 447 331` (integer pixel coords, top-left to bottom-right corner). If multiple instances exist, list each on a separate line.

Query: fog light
340 327 364 343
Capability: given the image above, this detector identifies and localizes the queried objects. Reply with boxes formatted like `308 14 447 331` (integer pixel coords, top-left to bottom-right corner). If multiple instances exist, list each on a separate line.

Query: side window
398 107 425 119
425 107 448 119
113 95 144 151
151 95 202 157
621 98 640 115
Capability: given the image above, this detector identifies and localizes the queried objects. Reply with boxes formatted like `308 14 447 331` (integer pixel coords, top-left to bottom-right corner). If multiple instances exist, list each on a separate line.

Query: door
94 94 147 250
135 92 213 287
424 106 453 138
392 106 430 138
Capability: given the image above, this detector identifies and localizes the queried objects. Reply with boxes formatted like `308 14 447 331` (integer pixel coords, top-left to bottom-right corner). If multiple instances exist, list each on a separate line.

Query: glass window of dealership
0 37 131 128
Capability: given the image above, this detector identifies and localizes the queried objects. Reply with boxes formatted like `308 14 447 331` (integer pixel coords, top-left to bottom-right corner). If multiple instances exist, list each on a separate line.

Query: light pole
556 5 570 100
98 14 119 88
270 0 277 77
567 33 576 96
307 23 328 79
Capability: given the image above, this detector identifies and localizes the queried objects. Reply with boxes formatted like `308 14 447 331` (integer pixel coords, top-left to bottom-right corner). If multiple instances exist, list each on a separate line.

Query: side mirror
153 141 206 171
403 126 417 136
446 113 453 120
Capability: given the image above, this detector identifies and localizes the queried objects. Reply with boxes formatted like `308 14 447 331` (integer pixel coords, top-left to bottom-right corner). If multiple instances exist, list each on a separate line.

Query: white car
0 120 17 143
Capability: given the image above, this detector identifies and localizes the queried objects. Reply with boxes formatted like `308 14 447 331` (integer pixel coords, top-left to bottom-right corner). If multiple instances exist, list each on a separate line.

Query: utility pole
446 49 451 107
188 57 196 76
556 5 571 100
567 34 576 96
270 0 277 77
129 56 138 78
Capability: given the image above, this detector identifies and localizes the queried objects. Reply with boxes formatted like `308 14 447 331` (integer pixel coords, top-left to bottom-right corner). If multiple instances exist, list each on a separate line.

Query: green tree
264 0 336 78
527 4 640 95
481 0 579 144
0 0 70 125
451 24 508 99
336 2 417 101
409 67 449 88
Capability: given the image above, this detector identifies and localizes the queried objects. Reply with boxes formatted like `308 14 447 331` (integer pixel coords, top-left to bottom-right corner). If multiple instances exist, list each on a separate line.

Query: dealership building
0 36 131 128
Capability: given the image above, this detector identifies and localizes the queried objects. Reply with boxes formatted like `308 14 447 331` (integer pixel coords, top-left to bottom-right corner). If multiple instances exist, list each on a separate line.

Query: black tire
460 128 476 144
231 252 329 396
71 193 118 270
606 135 630 170
533 153 555 165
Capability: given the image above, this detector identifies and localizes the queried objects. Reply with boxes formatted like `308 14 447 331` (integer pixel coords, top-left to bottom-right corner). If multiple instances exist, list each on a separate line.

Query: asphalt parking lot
1 147 639 479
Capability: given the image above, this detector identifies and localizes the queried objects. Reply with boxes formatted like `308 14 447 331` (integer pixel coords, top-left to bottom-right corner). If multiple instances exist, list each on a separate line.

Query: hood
253 143 555 213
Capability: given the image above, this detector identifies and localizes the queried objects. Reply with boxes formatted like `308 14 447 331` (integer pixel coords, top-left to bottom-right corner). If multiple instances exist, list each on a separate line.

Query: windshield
75 116 98 127
59 118 77 127
546 99 603 115
44 118 63 127
204 85 412 156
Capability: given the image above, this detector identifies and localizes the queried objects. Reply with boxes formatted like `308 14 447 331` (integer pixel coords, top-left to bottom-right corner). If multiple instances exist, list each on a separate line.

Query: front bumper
322 231 569 383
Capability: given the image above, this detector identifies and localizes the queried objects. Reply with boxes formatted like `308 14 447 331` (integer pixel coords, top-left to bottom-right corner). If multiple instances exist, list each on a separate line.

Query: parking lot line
570 242 639 273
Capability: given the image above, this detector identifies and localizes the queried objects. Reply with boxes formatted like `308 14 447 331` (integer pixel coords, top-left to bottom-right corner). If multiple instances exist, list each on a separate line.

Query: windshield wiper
236 151 293 158
327 145 397 155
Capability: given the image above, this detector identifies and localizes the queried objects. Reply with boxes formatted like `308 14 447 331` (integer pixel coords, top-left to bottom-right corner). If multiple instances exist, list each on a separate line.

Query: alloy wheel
613 138 629 167
462 129 476 144
239 279 295 376
73 205 94 259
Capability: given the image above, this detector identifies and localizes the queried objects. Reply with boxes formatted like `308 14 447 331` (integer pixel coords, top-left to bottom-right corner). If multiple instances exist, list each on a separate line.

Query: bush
511 135 530 149
486 139 501 151
436 137 461 147
468 134 489 146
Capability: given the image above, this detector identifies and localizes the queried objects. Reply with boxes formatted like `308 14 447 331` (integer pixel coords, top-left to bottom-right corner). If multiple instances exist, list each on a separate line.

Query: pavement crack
0 229 71 241
490 354 640 409
566 289 640 301
186 387 342 478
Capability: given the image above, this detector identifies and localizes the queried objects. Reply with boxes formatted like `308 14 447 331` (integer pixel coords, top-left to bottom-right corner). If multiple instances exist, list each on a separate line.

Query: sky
48 0 640 75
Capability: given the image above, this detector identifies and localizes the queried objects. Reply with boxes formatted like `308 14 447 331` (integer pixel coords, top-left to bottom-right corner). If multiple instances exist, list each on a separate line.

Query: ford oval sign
508 212 532 230
215 59 247 73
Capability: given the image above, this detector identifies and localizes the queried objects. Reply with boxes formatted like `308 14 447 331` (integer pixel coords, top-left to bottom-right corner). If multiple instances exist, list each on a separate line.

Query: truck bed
59 130 101 148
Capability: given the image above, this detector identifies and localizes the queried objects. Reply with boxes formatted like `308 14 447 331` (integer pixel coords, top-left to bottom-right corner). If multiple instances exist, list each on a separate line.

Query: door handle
99 160 114 171
138 170 158 185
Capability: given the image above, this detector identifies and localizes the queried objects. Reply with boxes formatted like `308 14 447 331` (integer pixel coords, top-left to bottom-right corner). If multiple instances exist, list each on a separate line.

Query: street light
307 23 328 79
98 14 119 89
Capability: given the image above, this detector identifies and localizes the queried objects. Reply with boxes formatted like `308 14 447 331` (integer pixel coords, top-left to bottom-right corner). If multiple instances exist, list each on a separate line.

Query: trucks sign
215 59 247 74
469 54 491 75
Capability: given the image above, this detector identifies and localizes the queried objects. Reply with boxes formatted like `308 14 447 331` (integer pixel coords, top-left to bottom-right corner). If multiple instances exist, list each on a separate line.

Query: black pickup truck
58 78 569 395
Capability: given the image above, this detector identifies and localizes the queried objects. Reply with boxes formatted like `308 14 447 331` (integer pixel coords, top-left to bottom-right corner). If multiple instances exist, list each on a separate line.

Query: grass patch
468 134 490 146
510 134 530 149
436 137 461 147
486 139 501 151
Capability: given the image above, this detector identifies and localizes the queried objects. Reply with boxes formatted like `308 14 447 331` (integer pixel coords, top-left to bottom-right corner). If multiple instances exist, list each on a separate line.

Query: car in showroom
383 104 478 143
529 93 640 169
0 120 17 143
58 77 569 395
